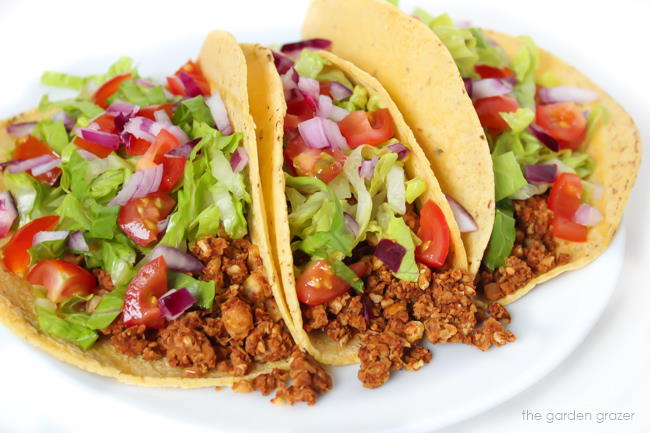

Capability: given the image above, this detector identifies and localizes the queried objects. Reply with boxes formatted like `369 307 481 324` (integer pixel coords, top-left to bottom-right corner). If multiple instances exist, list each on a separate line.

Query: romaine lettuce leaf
295 50 330 79
493 151 528 201
483 200 516 269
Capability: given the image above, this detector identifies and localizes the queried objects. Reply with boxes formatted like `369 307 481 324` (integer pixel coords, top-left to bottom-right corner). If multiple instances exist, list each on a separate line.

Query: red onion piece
205 91 233 136
298 76 320 104
524 164 557 184
323 118 348 151
31 157 61 176
471 78 513 100
108 164 162 206
0 191 18 238
280 68 299 98
230 147 249 173
159 288 196 321
343 212 359 237
573 203 603 227
538 86 598 105
463 78 473 96
329 81 352 101
358 156 378 179
272 51 294 74
135 78 156 88
77 149 99 161
32 230 69 246
374 239 406 273
529 124 559 152
149 244 204 273
386 142 410 161
7 154 54 174
298 117 330 149
177 71 204 97
317 94 333 118
6 122 36 138
107 100 140 117
445 194 478 233
79 128 120 150
280 39 332 56
67 230 89 251
165 137 200 158
328 104 350 122
156 215 170 234
51 111 75 131
361 294 374 324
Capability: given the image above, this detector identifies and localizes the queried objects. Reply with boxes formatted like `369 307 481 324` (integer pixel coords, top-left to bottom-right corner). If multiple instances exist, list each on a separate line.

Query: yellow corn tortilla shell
0 30 294 387
482 31 641 305
302 0 494 275
243 44 467 365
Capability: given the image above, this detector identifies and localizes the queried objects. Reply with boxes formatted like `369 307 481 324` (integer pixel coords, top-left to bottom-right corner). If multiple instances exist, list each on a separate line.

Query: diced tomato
166 75 186 96
536 102 587 150
475 64 515 79
296 260 366 306
92 73 132 109
548 173 582 219
160 156 186 192
92 112 118 132
137 103 174 121
13 136 62 185
551 215 588 242
319 81 331 96
73 136 114 158
293 148 346 184
473 95 519 132
122 256 168 329
285 97 315 132
125 136 151 156
118 192 175 247
176 60 210 96
338 109 395 148
27 260 96 303
415 200 450 268
136 129 180 171
3 215 59 274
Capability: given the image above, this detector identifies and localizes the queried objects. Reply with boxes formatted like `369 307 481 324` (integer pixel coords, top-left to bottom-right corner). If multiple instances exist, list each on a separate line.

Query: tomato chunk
122 256 168 329
473 95 519 132
3 215 59 274
27 260 96 303
475 65 515 79
92 73 132 109
13 136 62 185
338 109 395 148
137 103 174 121
415 200 450 268
551 215 588 242
160 156 186 192
536 102 587 150
547 173 582 219
136 129 180 171
296 260 366 306
118 192 175 247
284 97 316 132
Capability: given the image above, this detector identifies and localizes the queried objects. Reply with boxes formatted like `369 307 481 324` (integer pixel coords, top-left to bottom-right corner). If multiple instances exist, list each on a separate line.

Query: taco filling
1 58 330 405
273 43 514 388
414 11 608 301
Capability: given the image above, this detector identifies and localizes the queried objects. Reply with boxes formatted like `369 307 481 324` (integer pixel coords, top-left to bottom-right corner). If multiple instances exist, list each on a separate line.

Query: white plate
0 4 626 431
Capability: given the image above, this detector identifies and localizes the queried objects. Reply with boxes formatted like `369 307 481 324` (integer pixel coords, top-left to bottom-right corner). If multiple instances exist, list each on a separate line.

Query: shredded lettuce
331 260 364 293
35 297 98 350
295 50 330 79
211 183 247 240
28 238 67 265
100 236 136 288
493 152 528 201
344 147 373 241
173 96 215 131
168 272 216 308
405 178 426 204
110 80 168 107
384 215 419 282
585 104 610 143
510 36 540 108
500 108 535 133
316 69 354 91
483 200 516 269
39 95 103 119
87 288 125 330
32 119 69 154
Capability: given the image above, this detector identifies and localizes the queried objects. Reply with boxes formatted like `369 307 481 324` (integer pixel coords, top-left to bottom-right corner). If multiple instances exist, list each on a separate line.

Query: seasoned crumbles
302 255 515 389
478 194 571 301
102 235 331 405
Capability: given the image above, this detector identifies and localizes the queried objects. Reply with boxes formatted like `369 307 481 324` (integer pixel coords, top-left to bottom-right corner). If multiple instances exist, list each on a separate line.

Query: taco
243 42 514 389
0 30 331 404
302 1 641 305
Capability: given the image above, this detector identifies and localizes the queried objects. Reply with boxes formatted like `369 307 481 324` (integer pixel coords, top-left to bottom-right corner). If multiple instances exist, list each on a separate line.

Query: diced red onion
67 230 89 251
149 244 204 273
77 149 99 161
108 164 162 206
159 288 196 321
328 104 350 122
32 230 69 246
107 100 140 117
177 71 204 97
373 238 406 273
386 166 406 214
7 154 54 174
524 164 557 184
30 157 61 176
156 215 170 233
123 116 188 145
280 39 332 56
573 203 603 227
154 109 172 125
323 118 348 151
298 117 330 149
205 91 233 136
359 156 378 179
361 294 374 324
463 78 473 97
280 68 299 97
529 124 559 151
135 78 156 88
445 194 478 233
272 51 294 74
471 78 513 100
79 128 120 150
165 137 200 158
386 142 410 161
230 147 249 173
6 122 36 138
317 94 333 118
343 212 359 237
329 81 352 101
538 86 598 105
298 76 320 104
51 111 75 131
0 160 20 170
0 191 18 238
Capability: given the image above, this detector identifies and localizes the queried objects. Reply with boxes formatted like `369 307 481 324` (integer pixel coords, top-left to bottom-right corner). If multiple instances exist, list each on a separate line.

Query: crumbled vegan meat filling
478 195 571 301
302 256 515 389
102 235 331 404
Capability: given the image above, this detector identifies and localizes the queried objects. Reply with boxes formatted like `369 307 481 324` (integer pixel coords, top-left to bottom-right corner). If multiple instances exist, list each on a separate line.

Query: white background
0 0 648 432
